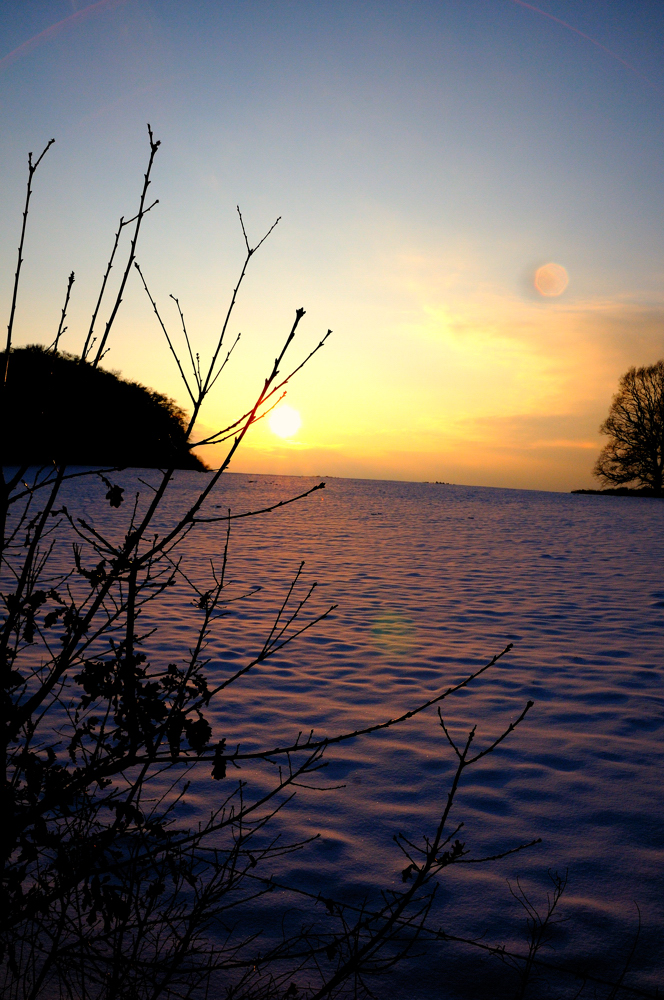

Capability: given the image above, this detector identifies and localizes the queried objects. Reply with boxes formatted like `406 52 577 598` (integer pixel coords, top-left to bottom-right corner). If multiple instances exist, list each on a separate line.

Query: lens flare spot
268 404 302 438
371 612 416 657
534 262 569 297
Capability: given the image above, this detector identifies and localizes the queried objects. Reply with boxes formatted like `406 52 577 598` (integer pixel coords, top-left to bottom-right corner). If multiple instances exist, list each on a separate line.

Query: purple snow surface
56 471 664 997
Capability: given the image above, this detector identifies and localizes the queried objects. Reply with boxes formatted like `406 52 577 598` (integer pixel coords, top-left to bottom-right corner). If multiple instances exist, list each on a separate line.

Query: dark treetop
2 345 206 470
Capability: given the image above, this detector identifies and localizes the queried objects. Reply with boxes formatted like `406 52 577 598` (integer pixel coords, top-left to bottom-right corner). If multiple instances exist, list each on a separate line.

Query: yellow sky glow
192 268 664 491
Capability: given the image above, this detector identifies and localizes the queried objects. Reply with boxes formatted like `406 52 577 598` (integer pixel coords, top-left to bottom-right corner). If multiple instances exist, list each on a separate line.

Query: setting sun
268 404 302 438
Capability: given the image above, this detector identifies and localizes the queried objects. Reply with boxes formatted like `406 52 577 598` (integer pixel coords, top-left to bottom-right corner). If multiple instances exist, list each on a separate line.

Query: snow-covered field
39 471 664 996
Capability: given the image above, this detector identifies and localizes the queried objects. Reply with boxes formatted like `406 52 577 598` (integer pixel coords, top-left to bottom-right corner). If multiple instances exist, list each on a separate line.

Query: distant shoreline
571 487 663 499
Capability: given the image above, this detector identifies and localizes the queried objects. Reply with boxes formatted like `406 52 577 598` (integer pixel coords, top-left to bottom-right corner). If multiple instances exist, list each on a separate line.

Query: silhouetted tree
594 360 664 495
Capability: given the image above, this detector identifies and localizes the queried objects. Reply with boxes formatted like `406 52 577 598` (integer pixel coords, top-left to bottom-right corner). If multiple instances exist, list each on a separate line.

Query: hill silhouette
2 345 206 470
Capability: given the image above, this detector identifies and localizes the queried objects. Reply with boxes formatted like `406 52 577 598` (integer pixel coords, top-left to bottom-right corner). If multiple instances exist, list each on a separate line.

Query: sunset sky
2 0 664 490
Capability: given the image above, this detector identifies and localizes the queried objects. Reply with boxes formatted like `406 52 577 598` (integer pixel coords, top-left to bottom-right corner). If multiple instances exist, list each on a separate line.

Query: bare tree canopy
594 360 664 495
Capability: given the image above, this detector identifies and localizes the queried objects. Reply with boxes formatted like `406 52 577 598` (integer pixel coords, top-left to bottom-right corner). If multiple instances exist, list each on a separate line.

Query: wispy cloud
0 0 128 73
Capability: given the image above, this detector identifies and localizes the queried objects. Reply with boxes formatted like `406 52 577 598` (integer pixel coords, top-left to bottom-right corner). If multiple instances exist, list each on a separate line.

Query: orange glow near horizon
188 280 664 492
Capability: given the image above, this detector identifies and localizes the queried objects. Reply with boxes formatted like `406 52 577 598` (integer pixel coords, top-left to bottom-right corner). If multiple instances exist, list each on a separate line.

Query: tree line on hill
2 344 206 470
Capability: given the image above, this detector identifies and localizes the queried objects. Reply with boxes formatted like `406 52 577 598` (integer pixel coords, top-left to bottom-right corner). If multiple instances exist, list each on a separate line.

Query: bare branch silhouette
50 270 75 353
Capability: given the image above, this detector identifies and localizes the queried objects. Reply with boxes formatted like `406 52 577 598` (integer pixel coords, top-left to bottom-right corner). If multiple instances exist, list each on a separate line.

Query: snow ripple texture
46 471 664 997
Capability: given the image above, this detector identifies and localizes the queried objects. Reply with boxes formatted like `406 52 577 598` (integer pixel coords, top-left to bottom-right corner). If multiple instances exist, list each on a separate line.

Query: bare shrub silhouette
0 130 651 1000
